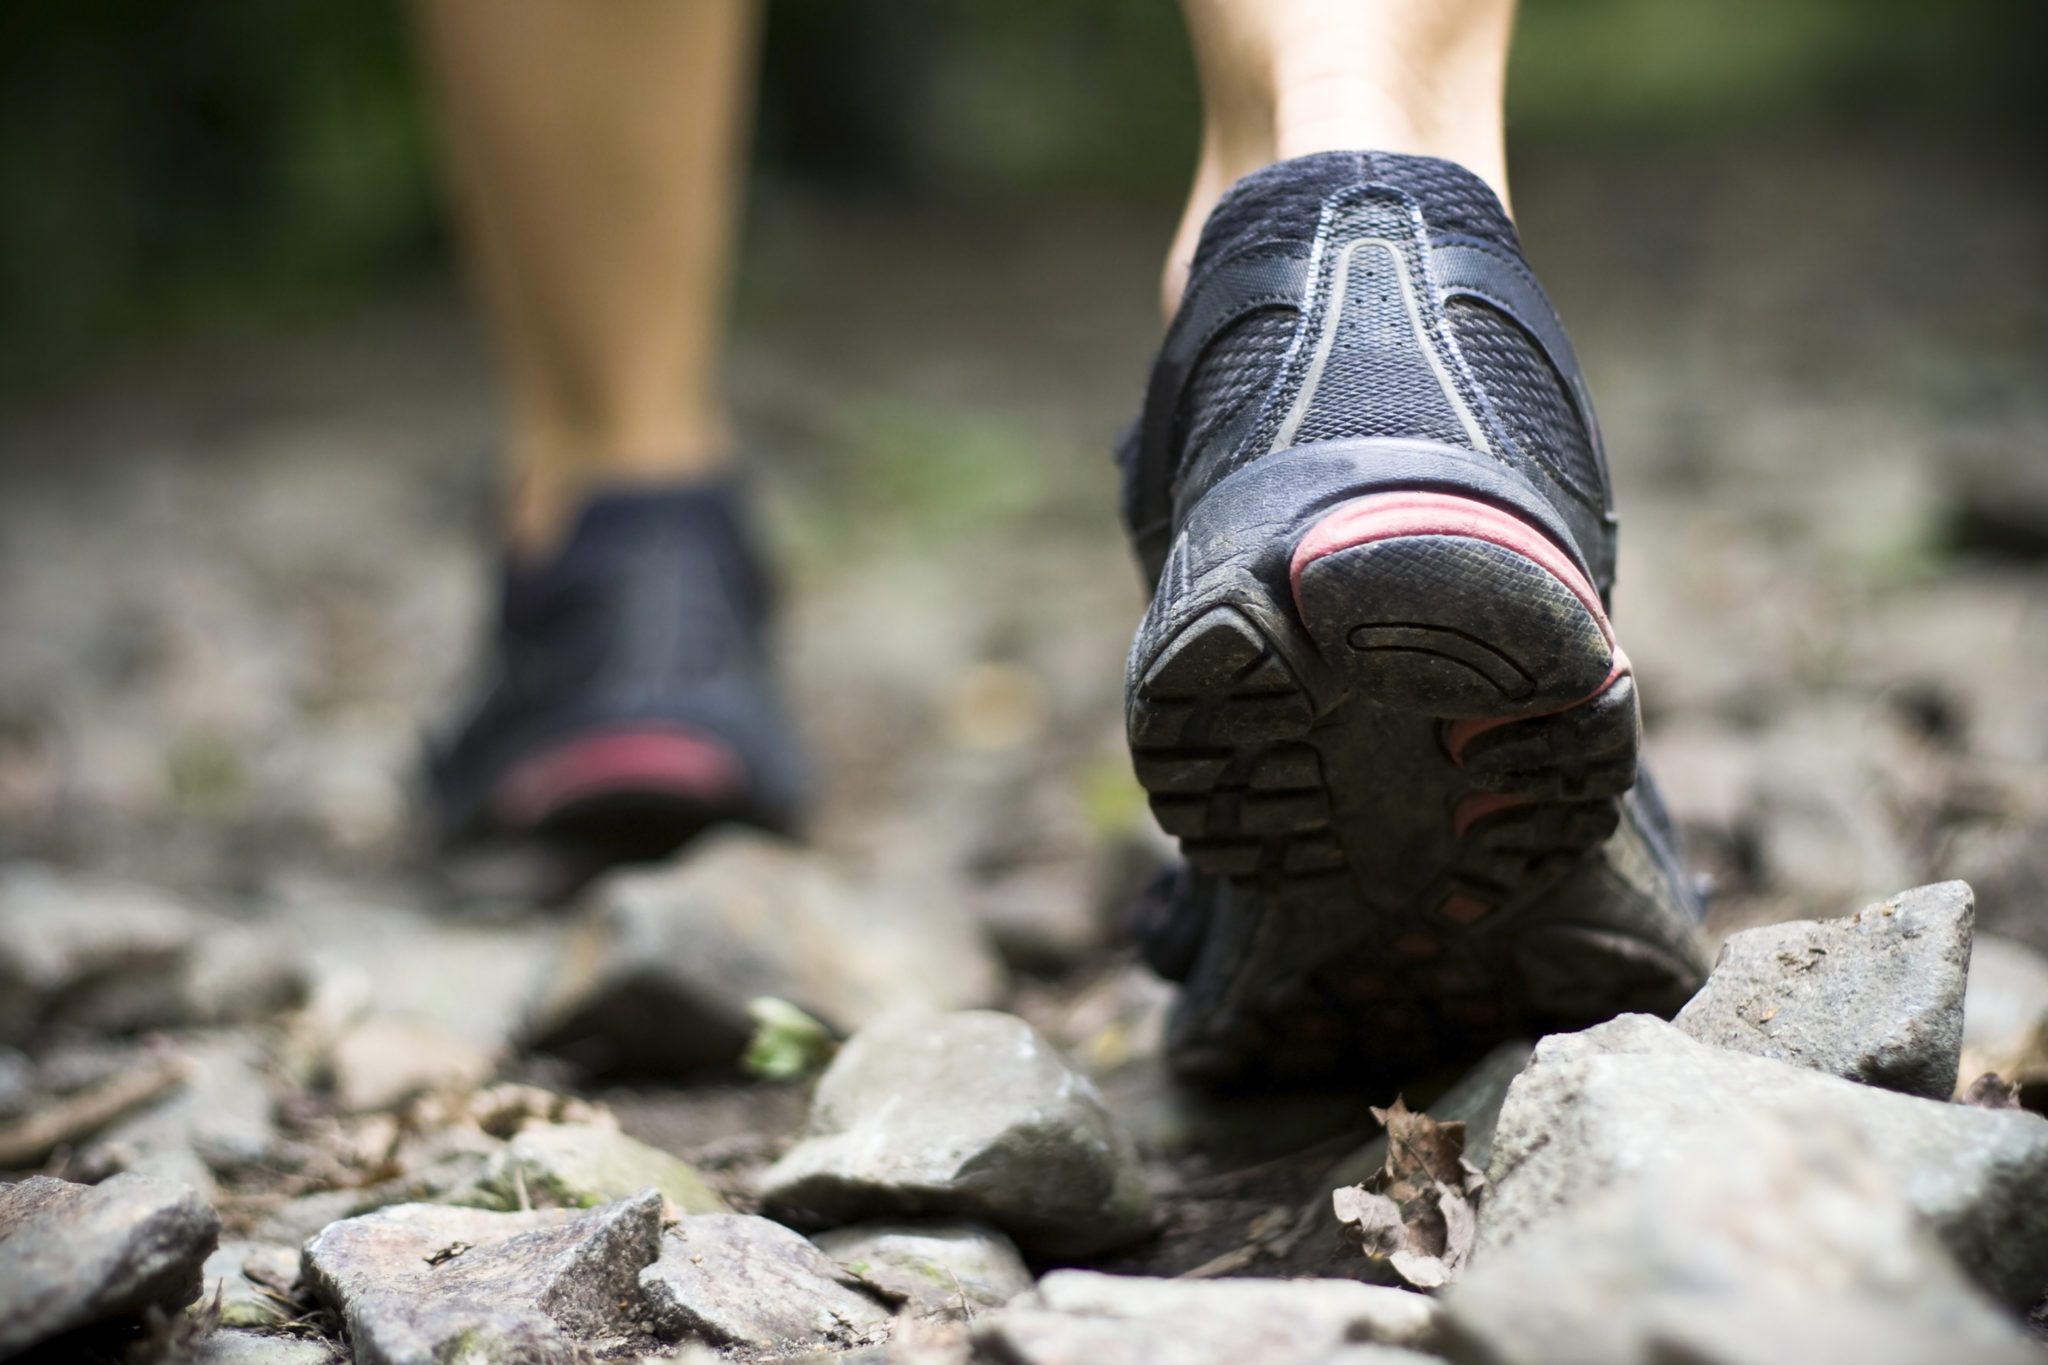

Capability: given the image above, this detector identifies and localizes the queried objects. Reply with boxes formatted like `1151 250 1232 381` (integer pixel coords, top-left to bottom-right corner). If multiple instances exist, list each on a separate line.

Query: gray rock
1674 881 1973 1098
302 1188 665 1365
1442 1105 2040 1365
524 829 1004 1076
1482 1014 2048 1305
815 1220 1034 1320
237 1240 302 1294
193 1331 343 1365
760 1010 1152 1257
974 1271 1439 1365
0 1172 221 1357
0 868 210 1043
195 1239 300 1328
467 1120 728 1216
80 1033 276 1193
327 1014 501 1114
283 890 562 1080
0 868 306 1044
638 1213 894 1349
177 923 310 1026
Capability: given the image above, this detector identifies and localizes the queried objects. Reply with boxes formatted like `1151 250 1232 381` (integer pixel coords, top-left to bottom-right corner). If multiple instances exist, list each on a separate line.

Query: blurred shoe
426 478 806 898
1119 151 1711 1087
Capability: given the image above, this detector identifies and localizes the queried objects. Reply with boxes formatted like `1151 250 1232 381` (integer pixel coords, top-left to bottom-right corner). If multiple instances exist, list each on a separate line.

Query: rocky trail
3 132 2047 1363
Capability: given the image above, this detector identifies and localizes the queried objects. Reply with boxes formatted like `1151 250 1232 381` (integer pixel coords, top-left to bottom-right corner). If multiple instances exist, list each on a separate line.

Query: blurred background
1 0 2046 941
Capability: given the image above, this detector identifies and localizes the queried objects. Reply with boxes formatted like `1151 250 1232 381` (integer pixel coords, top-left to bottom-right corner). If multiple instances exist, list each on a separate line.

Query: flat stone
1674 881 1973 1098
0 867 211 1044
193 1331 343 1365
815 1220 1034 1320
302 1189 665 1365
80 1033 276 1194
523 829 1004 1076
0 1172 221 1357
1481 1014 2048 1305
177 923 310 1026
0 869 306 1046
1442 1105 2040 1365
638 1213 894 1350
467 1120 728 1215
195 1239 299 1328
238 1240 302 1294
974 1271 1438 1365
285 889 563 1073
760 1010 1152 1258
328 1015 501 1114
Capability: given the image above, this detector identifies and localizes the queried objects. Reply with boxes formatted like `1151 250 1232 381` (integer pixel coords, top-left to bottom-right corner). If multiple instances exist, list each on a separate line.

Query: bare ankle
1164 0 1516 318
505 425 734 560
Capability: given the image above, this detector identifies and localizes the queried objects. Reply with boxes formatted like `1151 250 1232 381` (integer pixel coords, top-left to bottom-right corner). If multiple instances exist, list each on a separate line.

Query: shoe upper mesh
1176 306 1299 457
1191 151 1519 280
1446 297 1603 500
1170 154 1594 496
1287 234 1478 450
1128 149 1611 581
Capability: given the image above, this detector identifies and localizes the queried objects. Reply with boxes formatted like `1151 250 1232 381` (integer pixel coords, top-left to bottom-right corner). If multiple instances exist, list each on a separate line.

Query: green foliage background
0 0 2038 379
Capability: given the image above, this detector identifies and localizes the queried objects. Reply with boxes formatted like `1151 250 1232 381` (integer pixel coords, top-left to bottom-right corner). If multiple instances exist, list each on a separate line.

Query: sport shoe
1119 151 1710 1087
426 479 806 888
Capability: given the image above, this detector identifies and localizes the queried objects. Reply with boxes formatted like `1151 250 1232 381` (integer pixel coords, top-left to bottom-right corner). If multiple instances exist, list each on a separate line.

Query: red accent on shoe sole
1289 491 1613 649
1444 647 1633 765
1438 893 1494 926
1452 791 1531 837
494 726 744 827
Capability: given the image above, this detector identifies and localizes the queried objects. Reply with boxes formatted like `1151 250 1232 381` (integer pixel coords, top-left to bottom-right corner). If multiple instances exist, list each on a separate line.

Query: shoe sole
1129 489 1640 1084
491 724 749 863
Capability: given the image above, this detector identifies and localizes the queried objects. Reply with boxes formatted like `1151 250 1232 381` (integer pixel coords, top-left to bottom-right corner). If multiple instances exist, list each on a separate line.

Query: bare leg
417 0 760 556
1166 0 1517 316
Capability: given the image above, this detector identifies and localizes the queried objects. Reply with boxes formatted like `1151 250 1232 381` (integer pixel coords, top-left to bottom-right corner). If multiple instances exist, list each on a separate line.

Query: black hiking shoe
1119 151 1710 1088
426 479 806 893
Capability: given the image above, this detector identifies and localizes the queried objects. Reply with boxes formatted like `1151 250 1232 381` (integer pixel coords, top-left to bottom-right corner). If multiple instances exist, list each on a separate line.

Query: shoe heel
1291 491 1617 717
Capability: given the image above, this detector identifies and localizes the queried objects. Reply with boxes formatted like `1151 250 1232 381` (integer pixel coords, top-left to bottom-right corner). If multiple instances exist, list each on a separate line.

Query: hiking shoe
426 479 806 889
1119 152 1710 1088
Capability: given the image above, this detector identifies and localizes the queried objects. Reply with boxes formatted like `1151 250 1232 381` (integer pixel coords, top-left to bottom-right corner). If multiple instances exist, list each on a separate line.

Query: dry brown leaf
1331 1096 1488 1290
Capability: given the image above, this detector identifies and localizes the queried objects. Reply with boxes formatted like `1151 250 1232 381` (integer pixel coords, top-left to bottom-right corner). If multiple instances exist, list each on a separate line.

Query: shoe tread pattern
1129 522 1650 1086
